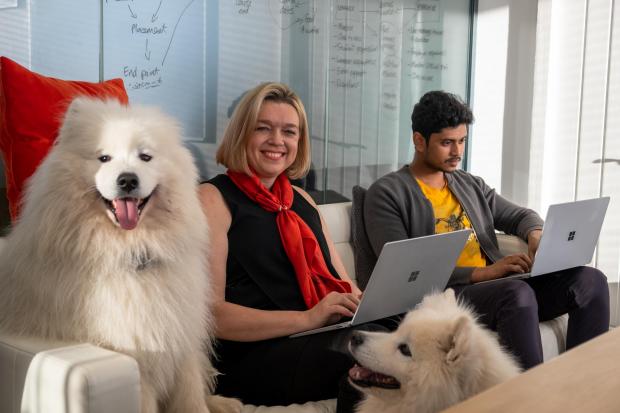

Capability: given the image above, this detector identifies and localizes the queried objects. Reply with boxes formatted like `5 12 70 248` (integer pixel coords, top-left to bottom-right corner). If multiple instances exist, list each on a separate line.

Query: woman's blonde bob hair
216 82 311 179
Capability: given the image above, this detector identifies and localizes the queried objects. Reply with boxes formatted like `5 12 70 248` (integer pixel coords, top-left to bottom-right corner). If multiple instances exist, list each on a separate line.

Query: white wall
529 0 620 320
469 0 509 192
469 0 538 205
470 0 620 326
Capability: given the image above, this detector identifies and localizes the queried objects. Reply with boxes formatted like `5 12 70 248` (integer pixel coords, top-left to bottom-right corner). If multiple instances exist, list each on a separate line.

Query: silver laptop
290 229 471 338
489 197 609 281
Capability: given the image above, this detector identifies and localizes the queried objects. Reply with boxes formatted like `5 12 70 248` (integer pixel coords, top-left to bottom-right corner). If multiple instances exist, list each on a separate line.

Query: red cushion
0 56 129 222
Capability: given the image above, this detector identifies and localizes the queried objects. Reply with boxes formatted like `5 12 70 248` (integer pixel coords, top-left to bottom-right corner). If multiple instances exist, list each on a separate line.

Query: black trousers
452 266 610 369
214 320 397 411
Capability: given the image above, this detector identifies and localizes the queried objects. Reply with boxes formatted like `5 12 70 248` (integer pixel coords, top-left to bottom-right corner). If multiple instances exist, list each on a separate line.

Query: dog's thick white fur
0 98 240 413
350 289 521 413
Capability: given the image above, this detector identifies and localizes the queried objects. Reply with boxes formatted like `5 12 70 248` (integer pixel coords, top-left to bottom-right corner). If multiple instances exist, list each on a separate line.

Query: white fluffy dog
0 98 239 413
349 289 521 413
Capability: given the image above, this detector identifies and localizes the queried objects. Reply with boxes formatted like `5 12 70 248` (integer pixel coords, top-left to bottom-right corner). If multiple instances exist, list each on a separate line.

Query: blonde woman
200 82 367 410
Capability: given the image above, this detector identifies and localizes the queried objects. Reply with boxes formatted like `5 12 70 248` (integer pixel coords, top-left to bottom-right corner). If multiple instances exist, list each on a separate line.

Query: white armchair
0 335 139 413
0 332 351 413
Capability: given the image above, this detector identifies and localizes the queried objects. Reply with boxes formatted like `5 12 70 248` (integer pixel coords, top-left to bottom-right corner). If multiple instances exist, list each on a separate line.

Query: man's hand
527 229 542 260
471 253 533 283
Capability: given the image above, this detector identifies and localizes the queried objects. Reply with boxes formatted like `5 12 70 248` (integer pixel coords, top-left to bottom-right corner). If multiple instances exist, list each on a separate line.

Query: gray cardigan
364 166 543 286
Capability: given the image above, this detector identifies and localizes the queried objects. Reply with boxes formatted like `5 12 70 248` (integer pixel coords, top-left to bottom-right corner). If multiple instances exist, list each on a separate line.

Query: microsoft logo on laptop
408 270 420 282
568 231 576 241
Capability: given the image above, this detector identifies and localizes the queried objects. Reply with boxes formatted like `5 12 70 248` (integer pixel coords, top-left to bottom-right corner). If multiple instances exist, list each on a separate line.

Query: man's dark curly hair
411 91 474 142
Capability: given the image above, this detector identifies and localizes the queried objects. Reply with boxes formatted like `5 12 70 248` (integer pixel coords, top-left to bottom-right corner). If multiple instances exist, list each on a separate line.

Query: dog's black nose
117 172 139 193
350 331 365 348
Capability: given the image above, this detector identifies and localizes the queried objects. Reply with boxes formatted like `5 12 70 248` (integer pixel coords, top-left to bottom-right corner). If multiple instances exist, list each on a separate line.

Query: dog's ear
64 97 91 119
445 316 471 365
63 97 118 125
443 288 456 303
56 97 98 145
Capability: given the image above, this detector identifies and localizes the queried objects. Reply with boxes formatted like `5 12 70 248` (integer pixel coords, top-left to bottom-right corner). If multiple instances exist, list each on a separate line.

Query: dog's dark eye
398 343 412 357
98 155 111 163
139 154 152 162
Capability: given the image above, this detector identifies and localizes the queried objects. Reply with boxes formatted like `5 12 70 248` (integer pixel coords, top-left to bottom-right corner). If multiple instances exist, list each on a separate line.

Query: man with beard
362 90 609 369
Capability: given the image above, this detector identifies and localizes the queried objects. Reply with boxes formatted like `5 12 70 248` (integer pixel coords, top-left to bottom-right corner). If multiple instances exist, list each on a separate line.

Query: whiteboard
103 0 207 141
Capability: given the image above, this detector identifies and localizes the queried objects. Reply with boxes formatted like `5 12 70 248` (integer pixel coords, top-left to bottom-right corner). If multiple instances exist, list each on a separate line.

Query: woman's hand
304 292 360 329
350 284 363 299
471 253 532 283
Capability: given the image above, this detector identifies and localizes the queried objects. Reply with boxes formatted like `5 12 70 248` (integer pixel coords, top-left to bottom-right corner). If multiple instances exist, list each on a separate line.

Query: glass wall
238 0 474 202
1 0 474 207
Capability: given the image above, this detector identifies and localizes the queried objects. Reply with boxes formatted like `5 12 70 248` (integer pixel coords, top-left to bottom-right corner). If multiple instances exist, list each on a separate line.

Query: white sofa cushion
318 202 355 284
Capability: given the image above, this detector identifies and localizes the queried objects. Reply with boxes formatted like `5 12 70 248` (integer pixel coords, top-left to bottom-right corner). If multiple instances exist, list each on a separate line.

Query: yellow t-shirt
416 178 487 267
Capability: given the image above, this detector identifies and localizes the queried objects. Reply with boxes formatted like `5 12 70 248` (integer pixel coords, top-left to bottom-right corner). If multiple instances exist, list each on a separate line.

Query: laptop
290 229 471 338
486 197 610 282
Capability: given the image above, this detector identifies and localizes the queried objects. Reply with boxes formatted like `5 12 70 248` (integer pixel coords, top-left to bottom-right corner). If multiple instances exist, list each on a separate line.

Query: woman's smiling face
246 100 300 189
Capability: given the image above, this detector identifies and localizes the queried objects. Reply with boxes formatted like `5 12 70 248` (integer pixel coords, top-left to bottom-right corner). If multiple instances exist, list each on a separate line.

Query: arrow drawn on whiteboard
145 38 151 60
128 4 137 18
152 0 163 22
162 0 195 66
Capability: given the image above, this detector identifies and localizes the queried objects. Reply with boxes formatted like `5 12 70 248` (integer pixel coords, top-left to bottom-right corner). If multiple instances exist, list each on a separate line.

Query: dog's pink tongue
349 365 373 381
113 198 139 230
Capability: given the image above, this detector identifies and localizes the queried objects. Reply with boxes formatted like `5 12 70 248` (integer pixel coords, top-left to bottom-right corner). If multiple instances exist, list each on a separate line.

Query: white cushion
318 202 351 245
497 233 529 255
319 202 355 282
333 243 355 283
540 314 568 360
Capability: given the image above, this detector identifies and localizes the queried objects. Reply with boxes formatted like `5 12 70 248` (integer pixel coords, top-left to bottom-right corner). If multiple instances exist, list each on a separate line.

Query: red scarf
227 170 352 308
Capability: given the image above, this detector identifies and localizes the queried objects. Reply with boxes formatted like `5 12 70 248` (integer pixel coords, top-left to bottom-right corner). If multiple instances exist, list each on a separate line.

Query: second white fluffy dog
349 289 521 413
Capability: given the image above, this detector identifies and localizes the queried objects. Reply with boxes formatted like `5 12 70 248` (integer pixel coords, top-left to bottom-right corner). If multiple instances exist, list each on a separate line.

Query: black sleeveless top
208 174 342 312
